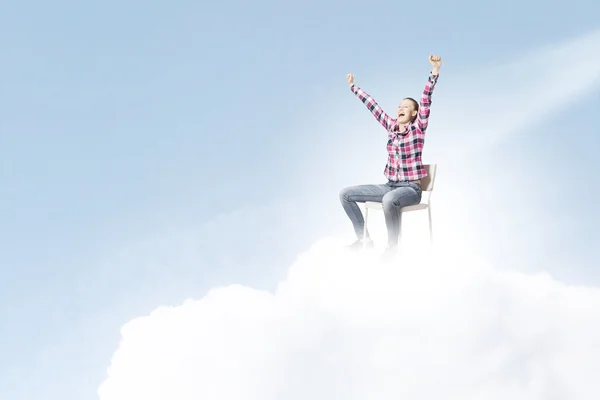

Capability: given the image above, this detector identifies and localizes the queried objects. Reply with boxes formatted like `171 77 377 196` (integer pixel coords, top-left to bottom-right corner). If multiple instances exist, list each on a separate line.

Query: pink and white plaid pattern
350 72 439 181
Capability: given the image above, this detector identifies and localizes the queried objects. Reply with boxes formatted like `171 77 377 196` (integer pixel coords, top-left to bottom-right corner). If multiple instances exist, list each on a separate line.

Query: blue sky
1 0 599 399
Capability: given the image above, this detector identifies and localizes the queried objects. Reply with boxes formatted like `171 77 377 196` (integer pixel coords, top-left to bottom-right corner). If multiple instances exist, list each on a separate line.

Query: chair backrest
420 164 437 191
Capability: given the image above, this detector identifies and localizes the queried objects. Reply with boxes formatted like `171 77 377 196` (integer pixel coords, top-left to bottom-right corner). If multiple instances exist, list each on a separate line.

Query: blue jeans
339 181 422 246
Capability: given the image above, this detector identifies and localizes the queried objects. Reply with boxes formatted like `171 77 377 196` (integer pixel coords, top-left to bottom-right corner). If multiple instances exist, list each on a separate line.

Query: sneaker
345 237 374 250
380 245 398 261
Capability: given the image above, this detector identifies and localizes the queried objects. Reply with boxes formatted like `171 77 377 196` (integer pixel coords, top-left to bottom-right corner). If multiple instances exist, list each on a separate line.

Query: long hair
404 97 419 123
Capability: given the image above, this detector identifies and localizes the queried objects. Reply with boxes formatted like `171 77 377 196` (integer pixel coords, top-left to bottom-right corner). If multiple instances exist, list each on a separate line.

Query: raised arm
417 54 441 131
347 73 395 131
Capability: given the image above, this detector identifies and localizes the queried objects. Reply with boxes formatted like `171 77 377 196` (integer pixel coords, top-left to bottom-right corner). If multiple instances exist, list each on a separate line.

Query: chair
363 164 437 245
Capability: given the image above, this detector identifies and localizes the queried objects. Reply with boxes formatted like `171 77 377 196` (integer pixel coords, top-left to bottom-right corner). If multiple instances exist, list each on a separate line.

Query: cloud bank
98 238 600 400
96 28 600 400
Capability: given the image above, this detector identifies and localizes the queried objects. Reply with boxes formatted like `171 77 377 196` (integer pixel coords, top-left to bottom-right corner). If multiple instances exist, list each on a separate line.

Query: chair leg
363 206 369 242
427 204 433 247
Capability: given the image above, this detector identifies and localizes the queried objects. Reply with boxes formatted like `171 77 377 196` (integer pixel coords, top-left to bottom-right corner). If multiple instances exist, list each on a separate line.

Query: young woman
339 55 441 259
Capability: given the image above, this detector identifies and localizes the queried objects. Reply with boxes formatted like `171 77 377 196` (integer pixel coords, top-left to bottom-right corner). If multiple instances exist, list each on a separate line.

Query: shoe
380 245 398 261
345 237 374 250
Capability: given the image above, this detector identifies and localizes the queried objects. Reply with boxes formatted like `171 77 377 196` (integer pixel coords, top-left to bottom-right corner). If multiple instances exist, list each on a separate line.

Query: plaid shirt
350 72 439 181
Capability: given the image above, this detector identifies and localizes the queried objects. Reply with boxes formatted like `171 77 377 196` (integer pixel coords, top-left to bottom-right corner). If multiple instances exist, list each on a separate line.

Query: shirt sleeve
350 84 395 131
417 73 439 131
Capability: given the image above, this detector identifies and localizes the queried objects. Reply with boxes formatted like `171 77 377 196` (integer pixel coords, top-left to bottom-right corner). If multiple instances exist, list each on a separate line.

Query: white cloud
98 236 600 400
95 28 600 400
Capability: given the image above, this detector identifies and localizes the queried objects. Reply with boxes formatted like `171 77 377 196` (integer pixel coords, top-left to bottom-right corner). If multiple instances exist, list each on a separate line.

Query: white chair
363 164 437 245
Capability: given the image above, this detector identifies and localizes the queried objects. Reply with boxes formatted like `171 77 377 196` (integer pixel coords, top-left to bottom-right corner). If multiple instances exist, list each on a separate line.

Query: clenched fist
347 73 354 87
429 54 442 74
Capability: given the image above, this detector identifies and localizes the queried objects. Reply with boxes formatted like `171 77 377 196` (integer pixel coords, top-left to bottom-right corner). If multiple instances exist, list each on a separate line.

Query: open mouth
398 113 405 118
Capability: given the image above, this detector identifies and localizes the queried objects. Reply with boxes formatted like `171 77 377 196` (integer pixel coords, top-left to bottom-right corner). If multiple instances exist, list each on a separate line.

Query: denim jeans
339 181 422 246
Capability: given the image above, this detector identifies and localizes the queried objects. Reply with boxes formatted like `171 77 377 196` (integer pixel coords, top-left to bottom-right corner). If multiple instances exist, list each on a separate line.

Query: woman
339 54 441 259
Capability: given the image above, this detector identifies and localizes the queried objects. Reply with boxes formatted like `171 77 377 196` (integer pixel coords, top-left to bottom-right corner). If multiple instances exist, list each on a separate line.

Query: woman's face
396 99 417 124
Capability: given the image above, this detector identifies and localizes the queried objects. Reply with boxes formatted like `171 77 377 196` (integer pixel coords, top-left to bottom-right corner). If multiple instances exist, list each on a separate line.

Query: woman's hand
429 54 442 74
347 73 354 86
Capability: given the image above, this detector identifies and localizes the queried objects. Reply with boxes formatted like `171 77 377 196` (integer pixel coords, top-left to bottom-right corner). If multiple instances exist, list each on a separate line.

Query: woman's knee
339 186 353 203
381 192 396 210
382 189 420 208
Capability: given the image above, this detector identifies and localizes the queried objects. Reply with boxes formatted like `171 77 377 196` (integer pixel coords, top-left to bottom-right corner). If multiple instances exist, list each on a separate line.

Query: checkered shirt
350 72 439 181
